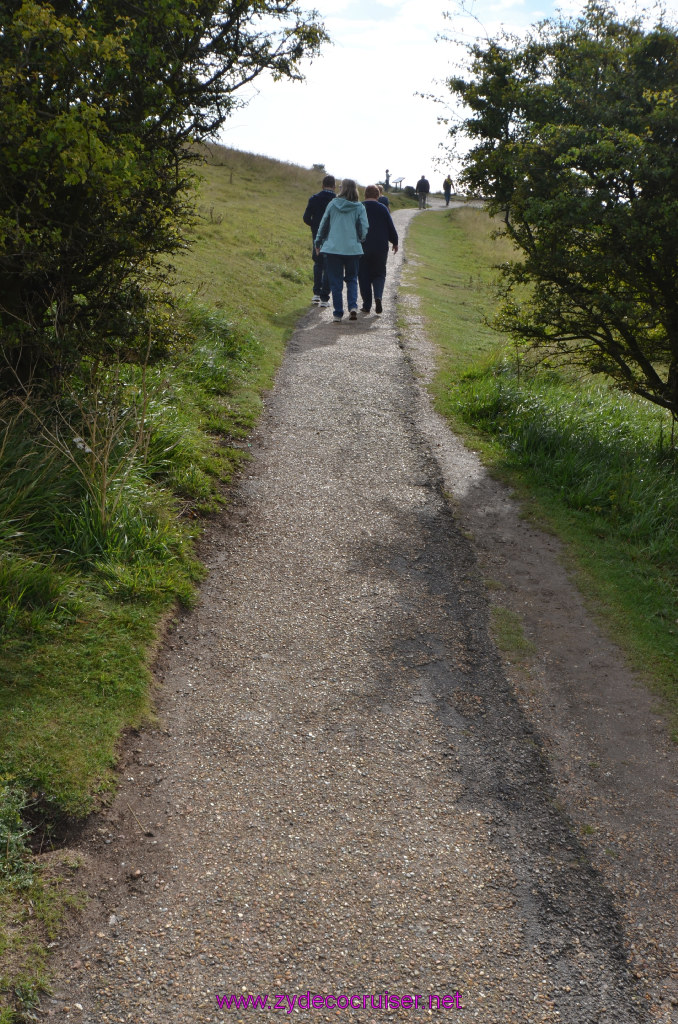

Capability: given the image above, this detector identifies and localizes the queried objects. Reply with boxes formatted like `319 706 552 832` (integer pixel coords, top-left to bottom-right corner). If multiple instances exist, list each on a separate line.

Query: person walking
359 185 398 316
303 174 336 306
376 184 390 209
443 175 453 206
415 174 430 210
314 179 368 323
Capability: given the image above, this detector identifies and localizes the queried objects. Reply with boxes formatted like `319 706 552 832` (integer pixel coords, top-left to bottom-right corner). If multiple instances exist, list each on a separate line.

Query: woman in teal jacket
315 179 369 322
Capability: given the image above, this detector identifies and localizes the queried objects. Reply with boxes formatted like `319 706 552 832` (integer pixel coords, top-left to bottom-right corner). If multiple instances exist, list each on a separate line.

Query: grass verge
403 205 678 733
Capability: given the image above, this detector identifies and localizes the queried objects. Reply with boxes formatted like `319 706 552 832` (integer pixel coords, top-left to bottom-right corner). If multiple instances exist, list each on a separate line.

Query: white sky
219 0 584 189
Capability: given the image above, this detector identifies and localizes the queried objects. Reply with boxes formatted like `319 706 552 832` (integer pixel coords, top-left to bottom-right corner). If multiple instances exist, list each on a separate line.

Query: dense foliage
447 2 678 417
0 0 326 380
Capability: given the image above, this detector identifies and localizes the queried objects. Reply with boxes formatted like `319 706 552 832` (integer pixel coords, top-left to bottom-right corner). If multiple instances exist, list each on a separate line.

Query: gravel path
49 208 671 1023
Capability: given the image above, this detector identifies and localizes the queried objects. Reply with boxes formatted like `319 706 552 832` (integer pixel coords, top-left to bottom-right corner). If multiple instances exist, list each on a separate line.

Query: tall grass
0 297 274 807
405 206 678 724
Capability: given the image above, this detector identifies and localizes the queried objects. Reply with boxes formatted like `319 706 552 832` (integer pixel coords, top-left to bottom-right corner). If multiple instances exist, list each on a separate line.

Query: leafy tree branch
0 0 328 382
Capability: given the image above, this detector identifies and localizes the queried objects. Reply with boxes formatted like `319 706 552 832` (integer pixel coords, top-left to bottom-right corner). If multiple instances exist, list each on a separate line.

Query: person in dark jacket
303 174 336 305
359 185 399 315
376 184 390 209
415 174 430 210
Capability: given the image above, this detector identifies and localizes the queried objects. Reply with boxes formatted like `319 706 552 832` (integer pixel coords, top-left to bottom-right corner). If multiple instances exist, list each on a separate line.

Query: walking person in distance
359 185 398 316
314 179 368 323
303 173 336 306
415 174 430 210
443 175 453 206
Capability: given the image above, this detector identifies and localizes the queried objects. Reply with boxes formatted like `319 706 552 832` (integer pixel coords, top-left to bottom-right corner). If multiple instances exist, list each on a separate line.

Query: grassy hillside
180 148 318 333
403 206 678 732
179 147 414 317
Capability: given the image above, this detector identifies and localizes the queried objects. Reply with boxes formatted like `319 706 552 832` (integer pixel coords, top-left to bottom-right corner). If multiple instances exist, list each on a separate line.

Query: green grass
490 605 537 661
180 147 317 341
0 784 86 1022
178 147 415 335
379 191 419 211
0 144 331 1020
402 205 512 376
404 205 678 732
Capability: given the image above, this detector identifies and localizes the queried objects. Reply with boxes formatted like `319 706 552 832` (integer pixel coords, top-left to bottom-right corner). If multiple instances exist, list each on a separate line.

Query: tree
447 2 678 418
0 0 327 380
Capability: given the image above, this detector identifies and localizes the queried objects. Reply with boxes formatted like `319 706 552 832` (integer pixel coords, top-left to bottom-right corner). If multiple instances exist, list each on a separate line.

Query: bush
0 0 327 384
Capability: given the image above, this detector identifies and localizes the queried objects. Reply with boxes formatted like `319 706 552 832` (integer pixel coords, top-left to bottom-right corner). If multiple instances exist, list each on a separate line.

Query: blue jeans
312 248 330 300
325 254 360 318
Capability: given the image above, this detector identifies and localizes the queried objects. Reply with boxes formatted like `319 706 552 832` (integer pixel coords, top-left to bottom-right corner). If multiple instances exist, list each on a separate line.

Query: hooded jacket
315 197 369 256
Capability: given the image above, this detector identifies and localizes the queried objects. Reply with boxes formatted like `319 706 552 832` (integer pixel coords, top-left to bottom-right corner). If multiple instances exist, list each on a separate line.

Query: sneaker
361 305 370 314
333 315 342 323
312 295 321 304
349 309 358 320
319 300 330 307
375 298 383 314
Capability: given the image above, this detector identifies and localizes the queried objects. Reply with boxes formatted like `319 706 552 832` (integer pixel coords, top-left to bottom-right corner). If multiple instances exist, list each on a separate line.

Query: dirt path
49 208 676 1023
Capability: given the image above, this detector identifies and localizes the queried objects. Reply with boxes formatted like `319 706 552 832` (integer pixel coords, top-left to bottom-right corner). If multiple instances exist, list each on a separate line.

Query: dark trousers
358 250 388 311
312 249 330 300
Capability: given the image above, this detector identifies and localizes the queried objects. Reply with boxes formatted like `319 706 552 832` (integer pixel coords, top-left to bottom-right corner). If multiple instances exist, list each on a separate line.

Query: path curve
49 207 675 1024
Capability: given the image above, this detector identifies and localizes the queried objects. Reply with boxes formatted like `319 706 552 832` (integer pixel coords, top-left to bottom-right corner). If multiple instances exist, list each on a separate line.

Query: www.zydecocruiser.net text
215 991 463 1012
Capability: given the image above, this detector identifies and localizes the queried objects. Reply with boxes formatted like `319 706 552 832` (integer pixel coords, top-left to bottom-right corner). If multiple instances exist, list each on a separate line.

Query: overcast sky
219 0 585 189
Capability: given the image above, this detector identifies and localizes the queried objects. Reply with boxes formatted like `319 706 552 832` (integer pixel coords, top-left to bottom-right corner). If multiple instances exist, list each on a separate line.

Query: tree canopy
447 1 678 418
0 0 327 379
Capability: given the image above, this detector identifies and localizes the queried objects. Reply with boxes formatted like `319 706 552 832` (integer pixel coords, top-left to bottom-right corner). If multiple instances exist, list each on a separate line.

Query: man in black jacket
303 174 336 305
415 174 430 210
359 185 399 315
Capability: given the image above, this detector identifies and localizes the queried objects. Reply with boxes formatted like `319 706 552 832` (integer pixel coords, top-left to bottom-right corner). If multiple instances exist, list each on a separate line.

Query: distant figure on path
376 184 390 209
303 174 336 306
314 179 368 323
415 174 430 210
359 185 398 316
443 175 453 206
